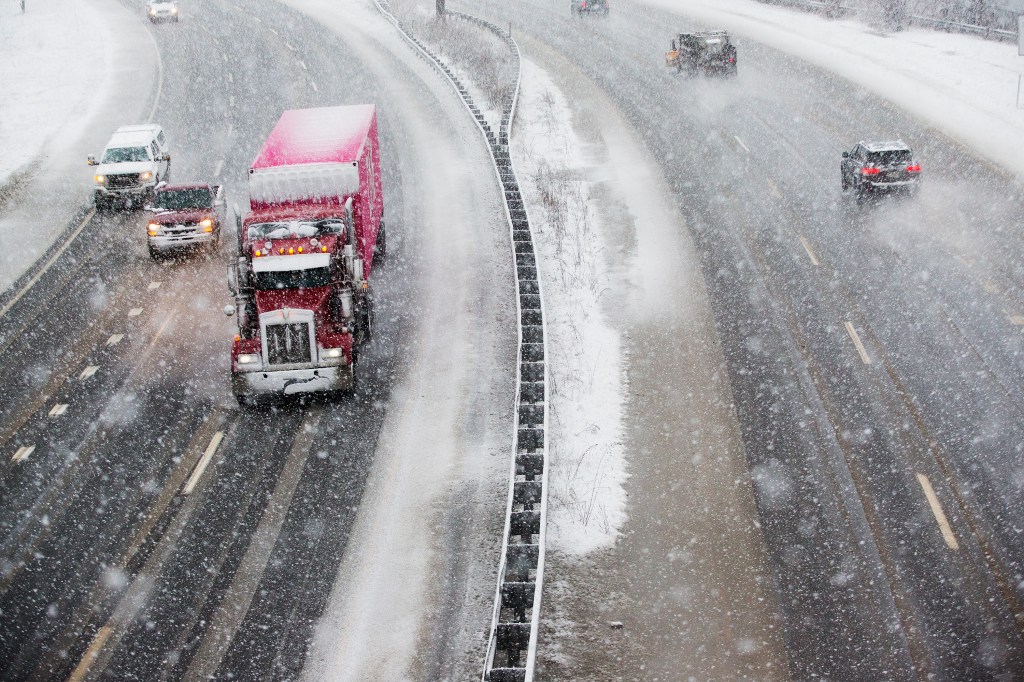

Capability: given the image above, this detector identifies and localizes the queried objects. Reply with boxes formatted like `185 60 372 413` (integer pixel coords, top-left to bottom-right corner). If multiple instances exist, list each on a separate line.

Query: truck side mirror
87 155 97 166
671 40 676 50
227 262 238 295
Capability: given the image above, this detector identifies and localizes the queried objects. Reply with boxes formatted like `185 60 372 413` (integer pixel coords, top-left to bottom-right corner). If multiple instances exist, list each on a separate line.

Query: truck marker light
288 247 295 254
234 335 241 342
279 248 285 254
254 250 262 257
321 246 328 252
297 247 304 253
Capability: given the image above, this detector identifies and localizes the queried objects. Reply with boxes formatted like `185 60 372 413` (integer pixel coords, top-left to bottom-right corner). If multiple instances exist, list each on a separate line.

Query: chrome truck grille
265 322 312 365
106 173 141 189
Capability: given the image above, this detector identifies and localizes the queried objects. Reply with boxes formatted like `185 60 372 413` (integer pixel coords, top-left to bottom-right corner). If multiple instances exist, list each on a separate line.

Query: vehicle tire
841 172 849 191
148 244 160 261
234 392 258 407
855 185 868 205
373 220 386 265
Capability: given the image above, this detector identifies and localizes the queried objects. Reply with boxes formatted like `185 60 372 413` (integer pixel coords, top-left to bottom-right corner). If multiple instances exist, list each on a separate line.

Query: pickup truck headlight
94 174 106 185
236 353 261 368
147 222 161 236
199 218 214 232
140 171 154 182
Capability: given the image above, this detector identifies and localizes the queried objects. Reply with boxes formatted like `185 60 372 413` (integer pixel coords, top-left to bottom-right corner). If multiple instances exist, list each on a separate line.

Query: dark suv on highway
841 140 921 202
571 0 609 15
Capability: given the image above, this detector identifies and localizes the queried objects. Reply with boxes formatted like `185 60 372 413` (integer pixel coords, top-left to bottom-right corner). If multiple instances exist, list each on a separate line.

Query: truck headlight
199 218 214 232
171 6 178 12
94 174 106 185
147 222 161 236
236 353 261 366
140 171 154 182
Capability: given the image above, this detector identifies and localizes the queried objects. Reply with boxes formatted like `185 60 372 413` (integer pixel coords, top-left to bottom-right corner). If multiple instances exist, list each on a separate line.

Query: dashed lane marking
80 365 100 380
1009 314 1024 326
228 72 233 83
734 135 750 153
229 95 235 108
214 159 224 178
765 177 783 199
147 281 161 291
311 81 319 93
67 625 112 682
11 445 34 463
299 60 307 71
128 308 143 318
269 28 278 35
844 321 871 365
182 431 225 496
285 42 297 52
48 404 69 417
916 473 960 550
799 236 820 266
106 334 124 347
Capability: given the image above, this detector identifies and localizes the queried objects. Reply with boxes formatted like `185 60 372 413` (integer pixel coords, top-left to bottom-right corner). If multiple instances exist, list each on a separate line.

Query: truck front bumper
232 364 354 399
95 185 157 203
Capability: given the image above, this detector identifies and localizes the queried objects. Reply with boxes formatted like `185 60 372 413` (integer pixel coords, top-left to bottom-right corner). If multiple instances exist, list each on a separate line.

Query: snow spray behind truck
226 105 386 404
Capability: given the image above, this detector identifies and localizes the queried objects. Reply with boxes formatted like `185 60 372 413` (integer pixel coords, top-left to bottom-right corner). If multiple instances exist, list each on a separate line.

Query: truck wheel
235 392 257 407
148 244 160 261
373 221 387 264
841 172 849 191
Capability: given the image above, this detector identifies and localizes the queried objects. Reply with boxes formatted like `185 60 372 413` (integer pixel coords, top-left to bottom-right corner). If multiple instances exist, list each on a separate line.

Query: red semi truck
226 105 386 404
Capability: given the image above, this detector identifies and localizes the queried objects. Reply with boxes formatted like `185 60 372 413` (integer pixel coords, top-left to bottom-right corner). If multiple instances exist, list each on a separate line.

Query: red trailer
227 105 386 404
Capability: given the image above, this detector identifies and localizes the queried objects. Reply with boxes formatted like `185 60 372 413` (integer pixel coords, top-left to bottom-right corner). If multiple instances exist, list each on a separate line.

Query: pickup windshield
154 188 212 210
254 266 331 291
101 146 151 163
247 219 345 241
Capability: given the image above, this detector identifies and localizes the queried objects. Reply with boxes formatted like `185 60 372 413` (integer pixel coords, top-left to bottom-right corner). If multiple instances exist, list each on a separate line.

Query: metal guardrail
759 0 1018 41
370 3 549 681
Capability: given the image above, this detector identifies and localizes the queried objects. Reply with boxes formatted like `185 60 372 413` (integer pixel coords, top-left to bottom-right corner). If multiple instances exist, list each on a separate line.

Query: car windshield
101 146 150 163
247 218 345 241
154 188 211 210
253 266 331 291
868 149 913 165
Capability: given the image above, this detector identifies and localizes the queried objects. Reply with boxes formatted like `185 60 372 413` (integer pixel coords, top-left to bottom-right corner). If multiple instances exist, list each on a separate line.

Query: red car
145 183 226 258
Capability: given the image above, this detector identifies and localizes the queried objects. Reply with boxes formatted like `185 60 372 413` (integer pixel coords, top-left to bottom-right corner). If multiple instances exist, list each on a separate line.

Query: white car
147 0 179 23
87 124 171 211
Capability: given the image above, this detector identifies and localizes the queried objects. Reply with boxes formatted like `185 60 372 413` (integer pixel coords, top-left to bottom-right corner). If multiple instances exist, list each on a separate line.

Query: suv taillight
862 167 880 175
906 164 921 172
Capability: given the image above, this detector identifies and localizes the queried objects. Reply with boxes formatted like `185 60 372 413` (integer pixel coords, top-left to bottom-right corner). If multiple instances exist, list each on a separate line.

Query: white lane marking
299 60 307 71
67 625 112 682
734 135 750 153
106 334 124 347
229 95 235 108
147 281 161 291
285 42 296 52
799 236 820 266
269 28 278 35
844 321 871 365
213 159 224 178
128 308 143 318
143 23 165 125
916 473 960 550
48 403 69 417
764 177 783 199
252 16 261 23
11 445 35 463
982 281 999 294
0 210 95 321
80 365 100 380
182 431 225 496
228 72 234 83
1008 314 1024 326
311 81 319 93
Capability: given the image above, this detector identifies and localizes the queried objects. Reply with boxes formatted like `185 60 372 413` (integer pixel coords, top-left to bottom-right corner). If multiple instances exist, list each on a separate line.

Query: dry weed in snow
514 61 628 556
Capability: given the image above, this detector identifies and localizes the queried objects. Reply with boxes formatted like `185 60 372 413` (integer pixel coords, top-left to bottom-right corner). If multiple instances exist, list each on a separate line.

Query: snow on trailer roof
251 105 375 169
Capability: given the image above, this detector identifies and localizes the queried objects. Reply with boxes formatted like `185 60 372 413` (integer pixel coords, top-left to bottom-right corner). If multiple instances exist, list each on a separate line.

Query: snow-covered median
513 60 628 555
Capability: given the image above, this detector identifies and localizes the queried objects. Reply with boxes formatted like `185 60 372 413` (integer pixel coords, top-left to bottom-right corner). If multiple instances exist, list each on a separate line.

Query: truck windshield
248 219 345 241
155 189 212 210
254 266 331 291
101 146 151 163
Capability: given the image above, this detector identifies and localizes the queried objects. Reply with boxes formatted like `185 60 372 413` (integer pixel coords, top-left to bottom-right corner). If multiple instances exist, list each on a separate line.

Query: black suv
841 140 921 202
571 0 609 16
669 31 738 77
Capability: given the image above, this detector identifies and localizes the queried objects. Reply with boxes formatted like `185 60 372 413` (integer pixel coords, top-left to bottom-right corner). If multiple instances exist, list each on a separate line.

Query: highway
0 0 514 679
456 0 1024 678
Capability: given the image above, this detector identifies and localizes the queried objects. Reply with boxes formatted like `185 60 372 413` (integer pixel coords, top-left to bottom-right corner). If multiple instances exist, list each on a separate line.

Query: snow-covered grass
512 61 628 555
386 0 516 130
0 0 108 190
